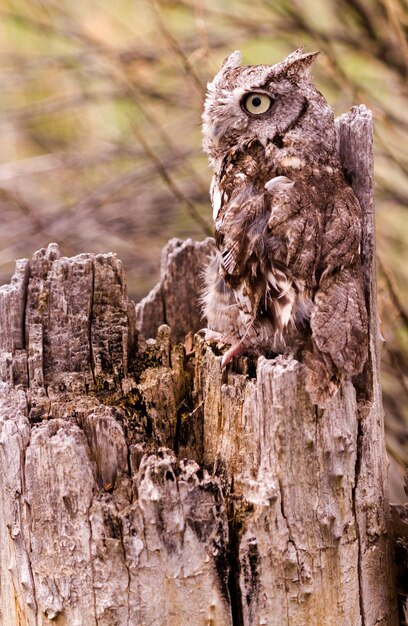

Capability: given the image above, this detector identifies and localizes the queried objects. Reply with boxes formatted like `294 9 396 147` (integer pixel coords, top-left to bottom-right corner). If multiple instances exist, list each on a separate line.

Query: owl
201 49 368 407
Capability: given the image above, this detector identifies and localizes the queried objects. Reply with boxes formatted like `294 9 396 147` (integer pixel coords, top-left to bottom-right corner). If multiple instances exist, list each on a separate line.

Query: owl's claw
221 342 246 369
198 330 246 369
198 328 224 342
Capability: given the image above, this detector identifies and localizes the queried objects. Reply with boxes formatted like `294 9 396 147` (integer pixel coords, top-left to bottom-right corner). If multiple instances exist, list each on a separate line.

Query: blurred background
0 0 407 498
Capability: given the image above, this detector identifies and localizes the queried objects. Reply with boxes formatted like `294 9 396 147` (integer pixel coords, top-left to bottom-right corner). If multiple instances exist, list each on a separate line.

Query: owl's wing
310 188 368 377
320 187 361 277
305 264 367 407
311 266 367 374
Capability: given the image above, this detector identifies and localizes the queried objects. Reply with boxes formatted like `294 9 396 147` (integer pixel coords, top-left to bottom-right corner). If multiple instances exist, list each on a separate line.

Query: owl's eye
242 92 273 115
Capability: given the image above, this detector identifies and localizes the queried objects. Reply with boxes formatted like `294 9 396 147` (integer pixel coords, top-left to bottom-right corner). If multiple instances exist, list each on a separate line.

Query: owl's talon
199 328 224 342
221 342 246 369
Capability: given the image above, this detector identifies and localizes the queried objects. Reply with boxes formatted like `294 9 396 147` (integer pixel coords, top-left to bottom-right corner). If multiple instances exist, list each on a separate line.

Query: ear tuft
221 50 242 70
278 49 320 78
211 51 242 87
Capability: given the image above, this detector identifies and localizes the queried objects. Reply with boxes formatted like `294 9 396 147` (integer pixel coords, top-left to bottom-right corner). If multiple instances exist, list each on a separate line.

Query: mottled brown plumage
201 49 368 406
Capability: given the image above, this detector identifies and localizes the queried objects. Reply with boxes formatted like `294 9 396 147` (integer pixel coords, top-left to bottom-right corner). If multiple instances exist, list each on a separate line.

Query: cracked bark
0 106 398 625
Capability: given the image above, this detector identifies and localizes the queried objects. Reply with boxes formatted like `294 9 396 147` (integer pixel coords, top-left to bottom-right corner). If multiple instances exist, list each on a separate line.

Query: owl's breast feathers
210 147 320 352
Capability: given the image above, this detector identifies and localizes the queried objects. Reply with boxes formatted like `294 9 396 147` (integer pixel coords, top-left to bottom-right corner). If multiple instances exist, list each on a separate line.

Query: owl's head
202 49 337 171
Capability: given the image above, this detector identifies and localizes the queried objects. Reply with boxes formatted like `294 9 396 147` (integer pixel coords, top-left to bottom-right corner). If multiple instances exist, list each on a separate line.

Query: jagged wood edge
337 105 398 625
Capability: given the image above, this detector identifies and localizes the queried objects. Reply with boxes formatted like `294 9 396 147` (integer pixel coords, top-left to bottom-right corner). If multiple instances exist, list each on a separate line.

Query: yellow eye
243 92 273 115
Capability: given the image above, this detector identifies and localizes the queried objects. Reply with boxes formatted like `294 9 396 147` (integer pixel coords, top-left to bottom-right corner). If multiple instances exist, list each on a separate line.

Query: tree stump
0 106 398 625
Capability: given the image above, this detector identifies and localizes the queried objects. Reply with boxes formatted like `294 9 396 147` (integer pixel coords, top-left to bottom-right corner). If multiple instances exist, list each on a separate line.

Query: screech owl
201 49 368 407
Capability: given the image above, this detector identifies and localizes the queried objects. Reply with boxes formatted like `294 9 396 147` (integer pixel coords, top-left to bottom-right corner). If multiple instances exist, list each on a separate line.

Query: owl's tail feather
303 346 343 408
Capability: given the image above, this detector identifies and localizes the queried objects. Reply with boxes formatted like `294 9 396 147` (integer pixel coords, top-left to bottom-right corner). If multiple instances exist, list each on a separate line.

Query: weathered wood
0 247 231 626
338 106 397 626
136 237 216 342
390 472 408 622
0 106 398 625
194 344 363 624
